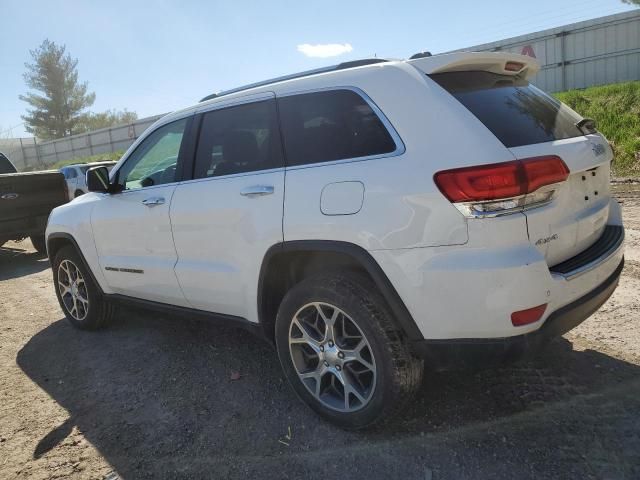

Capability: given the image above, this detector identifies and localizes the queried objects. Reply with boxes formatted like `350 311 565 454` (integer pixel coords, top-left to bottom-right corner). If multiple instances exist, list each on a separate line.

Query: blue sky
0 0 636 138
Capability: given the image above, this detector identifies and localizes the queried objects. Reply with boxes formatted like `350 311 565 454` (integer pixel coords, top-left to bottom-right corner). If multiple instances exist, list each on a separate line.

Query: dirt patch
1 197 639 479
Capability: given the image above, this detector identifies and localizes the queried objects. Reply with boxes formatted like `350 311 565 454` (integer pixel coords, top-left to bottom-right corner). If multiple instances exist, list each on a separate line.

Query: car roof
199 58 389 102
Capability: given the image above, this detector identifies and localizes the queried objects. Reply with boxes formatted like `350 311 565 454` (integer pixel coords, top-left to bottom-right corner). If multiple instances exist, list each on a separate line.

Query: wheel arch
47 232 105 295
257 240 423 344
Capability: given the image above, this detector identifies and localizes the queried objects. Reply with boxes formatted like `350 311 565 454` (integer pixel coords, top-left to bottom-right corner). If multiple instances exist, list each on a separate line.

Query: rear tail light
434 156 569 217
511 304 547 327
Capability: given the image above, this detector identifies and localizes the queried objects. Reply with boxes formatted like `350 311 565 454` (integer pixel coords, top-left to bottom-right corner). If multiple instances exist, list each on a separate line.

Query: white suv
45 52 625 429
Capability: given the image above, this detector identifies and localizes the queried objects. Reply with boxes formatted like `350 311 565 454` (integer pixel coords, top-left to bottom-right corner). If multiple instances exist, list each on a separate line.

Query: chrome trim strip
195 91 276 115
554 228 625 281
452 182 563 219
454 197 554 218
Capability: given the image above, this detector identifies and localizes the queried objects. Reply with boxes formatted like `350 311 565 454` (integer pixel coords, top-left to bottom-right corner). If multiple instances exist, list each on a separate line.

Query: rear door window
430 71 584 148
278 89 397 167
193 99 283 178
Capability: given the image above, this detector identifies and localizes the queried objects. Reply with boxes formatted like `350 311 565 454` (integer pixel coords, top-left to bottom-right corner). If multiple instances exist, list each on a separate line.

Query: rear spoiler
408 51 540 80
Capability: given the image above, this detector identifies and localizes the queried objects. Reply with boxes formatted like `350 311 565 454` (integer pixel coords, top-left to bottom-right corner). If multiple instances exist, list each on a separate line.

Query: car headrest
223 130 259 165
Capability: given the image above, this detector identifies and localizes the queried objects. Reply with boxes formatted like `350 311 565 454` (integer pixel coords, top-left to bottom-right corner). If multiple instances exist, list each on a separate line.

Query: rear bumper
371 198 625 341
412 258 624 368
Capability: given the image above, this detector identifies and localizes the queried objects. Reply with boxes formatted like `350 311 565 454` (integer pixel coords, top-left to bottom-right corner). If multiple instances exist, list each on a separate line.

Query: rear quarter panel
279 62 516 250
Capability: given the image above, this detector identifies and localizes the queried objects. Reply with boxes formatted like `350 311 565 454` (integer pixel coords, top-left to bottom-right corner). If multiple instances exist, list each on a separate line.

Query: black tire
52 245 115 330
275 272 424 429
30 234 47 254
74 190 84 198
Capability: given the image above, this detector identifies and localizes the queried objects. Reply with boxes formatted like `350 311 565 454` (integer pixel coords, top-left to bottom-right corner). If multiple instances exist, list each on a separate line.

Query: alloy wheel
57 259 89 321
288 302 376 412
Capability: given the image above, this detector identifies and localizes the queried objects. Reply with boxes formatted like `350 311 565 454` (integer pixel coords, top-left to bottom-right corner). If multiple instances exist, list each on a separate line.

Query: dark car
0 152 68 253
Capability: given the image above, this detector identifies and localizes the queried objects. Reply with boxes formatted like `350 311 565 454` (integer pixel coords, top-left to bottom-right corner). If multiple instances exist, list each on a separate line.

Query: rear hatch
417 56 611 266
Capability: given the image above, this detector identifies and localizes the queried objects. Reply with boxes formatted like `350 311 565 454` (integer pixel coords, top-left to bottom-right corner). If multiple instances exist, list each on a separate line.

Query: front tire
53 245 114 330
275 272 423 429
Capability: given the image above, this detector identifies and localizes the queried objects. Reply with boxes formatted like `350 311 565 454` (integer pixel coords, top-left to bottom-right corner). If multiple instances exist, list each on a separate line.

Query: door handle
240 185 275 197
142 196 165 206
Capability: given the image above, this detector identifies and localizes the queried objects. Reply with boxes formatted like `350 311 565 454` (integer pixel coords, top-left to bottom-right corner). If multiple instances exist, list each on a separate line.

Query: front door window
117 118 188 190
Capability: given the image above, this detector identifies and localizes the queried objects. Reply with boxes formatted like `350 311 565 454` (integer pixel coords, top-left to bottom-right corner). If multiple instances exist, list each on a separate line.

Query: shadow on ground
17 309 640 479
0 243 49 280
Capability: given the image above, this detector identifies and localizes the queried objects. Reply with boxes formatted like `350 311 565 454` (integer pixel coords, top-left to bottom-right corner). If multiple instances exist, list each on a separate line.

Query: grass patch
51 151 124 170
555 81 640 177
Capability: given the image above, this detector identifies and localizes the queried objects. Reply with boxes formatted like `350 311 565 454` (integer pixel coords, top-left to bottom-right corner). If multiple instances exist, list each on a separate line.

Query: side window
278 89 397 167
68 168 77 179
193 99 282 179
0 153 16 174
61 168 68 179
117 118 188 190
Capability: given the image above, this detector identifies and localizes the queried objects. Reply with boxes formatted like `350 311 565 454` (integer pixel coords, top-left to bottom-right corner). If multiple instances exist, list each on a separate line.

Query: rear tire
74 190 84 198
275 272 423 429
53 245 115 330
30 234 47 254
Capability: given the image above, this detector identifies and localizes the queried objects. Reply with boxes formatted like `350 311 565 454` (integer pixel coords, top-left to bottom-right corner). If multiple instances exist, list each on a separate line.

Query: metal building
449 10 640 92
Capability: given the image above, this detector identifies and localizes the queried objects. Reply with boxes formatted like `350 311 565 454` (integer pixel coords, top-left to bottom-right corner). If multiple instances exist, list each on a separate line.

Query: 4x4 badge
535 234 558 246
591 143 606 157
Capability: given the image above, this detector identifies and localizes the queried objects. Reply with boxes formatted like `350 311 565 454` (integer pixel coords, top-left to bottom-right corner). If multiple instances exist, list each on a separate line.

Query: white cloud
297 43 353 58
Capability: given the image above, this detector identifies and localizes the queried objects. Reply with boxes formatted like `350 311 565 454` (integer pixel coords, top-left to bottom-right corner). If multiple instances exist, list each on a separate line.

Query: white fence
0 114 164 171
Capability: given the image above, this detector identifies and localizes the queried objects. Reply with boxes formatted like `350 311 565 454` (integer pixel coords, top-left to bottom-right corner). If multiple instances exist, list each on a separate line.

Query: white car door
90 117 192 306
170 95 284 321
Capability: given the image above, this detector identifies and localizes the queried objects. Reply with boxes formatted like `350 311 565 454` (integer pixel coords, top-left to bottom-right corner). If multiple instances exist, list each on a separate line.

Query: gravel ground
1 194 639 480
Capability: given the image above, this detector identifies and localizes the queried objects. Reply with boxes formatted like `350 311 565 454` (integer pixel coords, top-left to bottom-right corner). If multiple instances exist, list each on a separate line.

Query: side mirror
86 166 111 193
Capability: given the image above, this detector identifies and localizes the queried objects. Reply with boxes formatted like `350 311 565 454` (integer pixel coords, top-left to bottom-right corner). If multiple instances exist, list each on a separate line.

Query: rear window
278 89 397 167
430 71 584 148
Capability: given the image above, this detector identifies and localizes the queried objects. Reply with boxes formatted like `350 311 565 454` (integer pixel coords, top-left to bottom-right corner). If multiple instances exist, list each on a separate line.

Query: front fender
46 194 112 294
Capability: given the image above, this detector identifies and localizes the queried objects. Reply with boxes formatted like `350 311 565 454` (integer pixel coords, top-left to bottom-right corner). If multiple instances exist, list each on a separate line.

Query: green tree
76 109 138 133
19 39 95 139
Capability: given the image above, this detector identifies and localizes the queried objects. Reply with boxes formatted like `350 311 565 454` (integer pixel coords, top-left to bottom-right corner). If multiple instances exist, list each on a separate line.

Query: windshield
430 71 584 148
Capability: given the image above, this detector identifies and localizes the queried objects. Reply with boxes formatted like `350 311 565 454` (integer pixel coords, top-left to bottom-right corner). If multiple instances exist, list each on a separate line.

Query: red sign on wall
521 45 536 58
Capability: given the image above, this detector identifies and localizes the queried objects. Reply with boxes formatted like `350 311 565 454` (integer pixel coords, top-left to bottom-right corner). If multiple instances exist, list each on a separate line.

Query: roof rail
199 58 389 103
